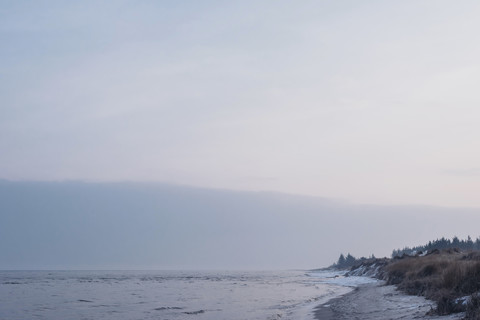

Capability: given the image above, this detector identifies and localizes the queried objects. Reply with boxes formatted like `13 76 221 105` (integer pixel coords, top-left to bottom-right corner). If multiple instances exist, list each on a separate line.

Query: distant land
1 180 480 270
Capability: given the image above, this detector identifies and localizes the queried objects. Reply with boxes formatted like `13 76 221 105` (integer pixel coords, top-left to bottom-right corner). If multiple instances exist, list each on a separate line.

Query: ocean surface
0 269 375 320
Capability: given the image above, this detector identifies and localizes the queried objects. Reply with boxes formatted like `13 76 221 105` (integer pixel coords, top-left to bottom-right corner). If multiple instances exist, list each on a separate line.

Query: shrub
456 262 480 294
466 294 480 319
418 264 438 277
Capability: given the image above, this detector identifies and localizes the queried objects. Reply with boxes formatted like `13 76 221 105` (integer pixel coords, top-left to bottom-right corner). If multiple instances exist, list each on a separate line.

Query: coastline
313 281 464 320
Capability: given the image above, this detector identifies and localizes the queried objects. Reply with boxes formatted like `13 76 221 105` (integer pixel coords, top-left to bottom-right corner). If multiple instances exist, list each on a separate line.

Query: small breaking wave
154 306 184 311
183 310 206 315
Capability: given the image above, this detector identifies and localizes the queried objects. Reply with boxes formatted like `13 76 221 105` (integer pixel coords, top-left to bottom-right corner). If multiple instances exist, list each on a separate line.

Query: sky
2 1 480 207
2 1 480 270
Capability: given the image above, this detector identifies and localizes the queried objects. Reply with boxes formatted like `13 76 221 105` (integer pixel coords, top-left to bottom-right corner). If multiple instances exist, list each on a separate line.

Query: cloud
442 168 480 177
2 1 480 207
1 181 480 270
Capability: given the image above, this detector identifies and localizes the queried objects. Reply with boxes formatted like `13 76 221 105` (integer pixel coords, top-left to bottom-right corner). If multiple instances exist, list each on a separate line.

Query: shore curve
314 282 464 320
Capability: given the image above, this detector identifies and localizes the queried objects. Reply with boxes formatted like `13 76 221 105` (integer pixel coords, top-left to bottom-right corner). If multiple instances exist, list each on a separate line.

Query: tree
345 253 356 266
467 236 474 249
452 236 460 247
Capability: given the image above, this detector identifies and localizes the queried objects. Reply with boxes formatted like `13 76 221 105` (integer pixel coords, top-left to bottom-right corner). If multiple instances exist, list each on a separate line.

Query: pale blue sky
2 1 480 207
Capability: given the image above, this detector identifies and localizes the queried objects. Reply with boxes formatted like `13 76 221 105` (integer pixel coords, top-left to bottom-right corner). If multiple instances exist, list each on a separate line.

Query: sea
0 269 376 320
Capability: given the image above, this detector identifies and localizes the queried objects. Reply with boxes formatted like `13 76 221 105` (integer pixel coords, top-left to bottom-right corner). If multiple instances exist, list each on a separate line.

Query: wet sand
314 282 464 320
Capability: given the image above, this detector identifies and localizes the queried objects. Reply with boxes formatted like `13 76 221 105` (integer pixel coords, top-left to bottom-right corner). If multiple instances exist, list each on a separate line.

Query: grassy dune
351 249 480 318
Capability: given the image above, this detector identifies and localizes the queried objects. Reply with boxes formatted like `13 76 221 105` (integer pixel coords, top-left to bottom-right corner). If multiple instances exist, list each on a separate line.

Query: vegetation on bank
332 253 376 269
333 237 480 319
385 249 480 318
392 236 480 257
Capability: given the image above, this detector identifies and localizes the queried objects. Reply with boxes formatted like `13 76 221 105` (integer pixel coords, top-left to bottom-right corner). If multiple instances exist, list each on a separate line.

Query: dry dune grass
383 250 480 317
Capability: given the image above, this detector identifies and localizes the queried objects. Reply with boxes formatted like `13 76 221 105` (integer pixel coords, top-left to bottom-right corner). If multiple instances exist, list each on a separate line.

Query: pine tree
345 253 356 266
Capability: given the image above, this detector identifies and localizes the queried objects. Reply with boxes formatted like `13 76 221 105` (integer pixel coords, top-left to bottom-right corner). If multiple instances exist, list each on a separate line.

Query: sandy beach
314 281 464 320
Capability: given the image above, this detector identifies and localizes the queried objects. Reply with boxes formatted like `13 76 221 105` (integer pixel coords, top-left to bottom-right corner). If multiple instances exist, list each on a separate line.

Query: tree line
333 253 376 269
391 236 480 257
333 236 480 268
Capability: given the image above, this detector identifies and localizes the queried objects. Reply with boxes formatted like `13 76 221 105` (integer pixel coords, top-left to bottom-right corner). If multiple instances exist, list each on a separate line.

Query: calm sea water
0 269 363 320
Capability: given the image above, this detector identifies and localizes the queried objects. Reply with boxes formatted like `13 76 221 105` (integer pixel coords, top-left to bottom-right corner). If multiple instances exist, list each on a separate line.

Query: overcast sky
2 1 480 207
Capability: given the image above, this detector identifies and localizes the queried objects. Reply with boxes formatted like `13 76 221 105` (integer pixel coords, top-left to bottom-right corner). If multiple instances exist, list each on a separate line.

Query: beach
314 281 464 320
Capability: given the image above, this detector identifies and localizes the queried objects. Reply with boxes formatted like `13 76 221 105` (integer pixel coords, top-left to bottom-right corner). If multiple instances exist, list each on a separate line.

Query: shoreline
313 281 464 320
